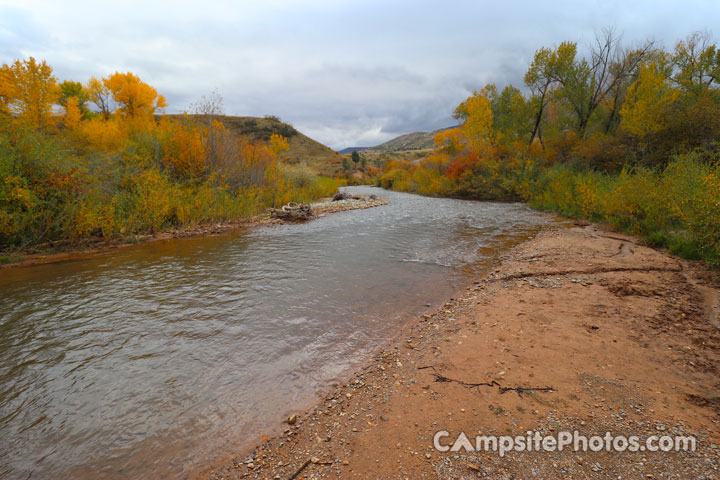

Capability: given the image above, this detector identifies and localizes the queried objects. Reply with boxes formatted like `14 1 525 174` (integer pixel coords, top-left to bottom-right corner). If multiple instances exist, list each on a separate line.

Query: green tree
351 150 361 166
671 31 720 97
58 80 89 115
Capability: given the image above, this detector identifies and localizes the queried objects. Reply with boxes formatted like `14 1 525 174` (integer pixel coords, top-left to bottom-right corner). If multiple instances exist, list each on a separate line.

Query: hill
365 126 456 152
338 147 368 154
168 115 343 177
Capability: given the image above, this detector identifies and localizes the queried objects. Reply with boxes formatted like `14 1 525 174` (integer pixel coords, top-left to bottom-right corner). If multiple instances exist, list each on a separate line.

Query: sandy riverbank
199 223 719 479
0 195 388 270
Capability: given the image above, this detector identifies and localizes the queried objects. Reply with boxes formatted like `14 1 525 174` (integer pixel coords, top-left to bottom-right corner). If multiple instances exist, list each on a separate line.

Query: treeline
0 59 340 253
377 30 720 266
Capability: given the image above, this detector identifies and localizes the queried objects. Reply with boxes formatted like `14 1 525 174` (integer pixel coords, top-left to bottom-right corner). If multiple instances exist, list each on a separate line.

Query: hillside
338 147 368 154
168 115 343 177
364 126 456 152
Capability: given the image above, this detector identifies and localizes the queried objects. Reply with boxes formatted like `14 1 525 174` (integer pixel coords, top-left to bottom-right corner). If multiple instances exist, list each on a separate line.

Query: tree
351 150 361 166
63 96 82 129
524 47 556 146
102 72 167 118
454 87 494 155
86 77 112 119
0 64 17 116
532 30 653 138
620 62 680 139
490 84 533 143
58 80 89 112
671 31 720 96
2 57 58 128
269 133 289 155
342 157 351 172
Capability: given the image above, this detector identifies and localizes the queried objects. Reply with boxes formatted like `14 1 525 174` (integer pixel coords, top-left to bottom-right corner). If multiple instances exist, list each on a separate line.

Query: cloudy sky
1 1 717 149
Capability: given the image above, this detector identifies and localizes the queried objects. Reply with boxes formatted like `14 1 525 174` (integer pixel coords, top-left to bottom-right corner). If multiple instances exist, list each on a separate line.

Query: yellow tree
2 57 58 128
454 87 495 156
64 96 82 129
269 133 289 155
0 64 18 116
620 62 680 138
102 72 167 119
86 77 112 119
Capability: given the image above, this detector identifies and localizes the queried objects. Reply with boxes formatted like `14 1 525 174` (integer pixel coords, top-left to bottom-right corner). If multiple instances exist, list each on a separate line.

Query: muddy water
0 187 553 479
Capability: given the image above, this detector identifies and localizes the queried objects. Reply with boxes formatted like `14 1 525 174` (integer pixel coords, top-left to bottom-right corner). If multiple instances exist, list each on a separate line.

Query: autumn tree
528 31 653 138
0 64 17 116
86 77 112 119
2 57 58 128
58 80 89 113
454 87 495 155
103 72 167 118
63 96 83 129
524 46 556 146
269 133 290 155
671 31 720 96
489 84 533 143
620 62 680 139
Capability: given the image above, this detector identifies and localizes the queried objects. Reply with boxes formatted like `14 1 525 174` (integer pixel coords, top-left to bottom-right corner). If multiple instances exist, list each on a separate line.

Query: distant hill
338 147 368 154
365 126 457 152
169 115 342 176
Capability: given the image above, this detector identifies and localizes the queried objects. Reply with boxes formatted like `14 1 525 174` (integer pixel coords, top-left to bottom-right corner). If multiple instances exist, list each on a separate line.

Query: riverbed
0 187 552 479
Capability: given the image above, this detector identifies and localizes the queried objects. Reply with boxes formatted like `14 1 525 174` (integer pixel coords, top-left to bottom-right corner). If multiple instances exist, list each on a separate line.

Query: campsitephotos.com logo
433 430 697 457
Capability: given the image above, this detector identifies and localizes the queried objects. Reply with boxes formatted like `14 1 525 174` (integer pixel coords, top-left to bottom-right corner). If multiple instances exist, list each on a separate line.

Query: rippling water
0 187 552 479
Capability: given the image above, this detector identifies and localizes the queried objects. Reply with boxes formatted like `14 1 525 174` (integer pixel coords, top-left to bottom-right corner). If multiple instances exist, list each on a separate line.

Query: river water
0 187 552 479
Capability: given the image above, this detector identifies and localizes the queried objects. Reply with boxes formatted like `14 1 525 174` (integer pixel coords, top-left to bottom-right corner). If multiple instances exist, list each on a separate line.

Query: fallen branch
431 373 499 390
428 372 554 398
498 386 554 398
288 459 311 480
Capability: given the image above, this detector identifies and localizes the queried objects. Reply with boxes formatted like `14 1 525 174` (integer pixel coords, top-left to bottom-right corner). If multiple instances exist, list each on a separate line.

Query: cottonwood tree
526 29 653 139
103 72 167 118
1 57 58 128
671 31 720 96
86 77 112 119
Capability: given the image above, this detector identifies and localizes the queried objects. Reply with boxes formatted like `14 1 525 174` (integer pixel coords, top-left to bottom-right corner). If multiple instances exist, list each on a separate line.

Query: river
0 187 553 479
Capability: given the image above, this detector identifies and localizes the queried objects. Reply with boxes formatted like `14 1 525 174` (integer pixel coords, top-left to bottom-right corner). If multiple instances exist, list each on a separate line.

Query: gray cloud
1 0 717 149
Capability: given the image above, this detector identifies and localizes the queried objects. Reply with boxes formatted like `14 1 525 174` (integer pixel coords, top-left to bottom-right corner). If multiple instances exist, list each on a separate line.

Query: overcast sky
1 1 717 149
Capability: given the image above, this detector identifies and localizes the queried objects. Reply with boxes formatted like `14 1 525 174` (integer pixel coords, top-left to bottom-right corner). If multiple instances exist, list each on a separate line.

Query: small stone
425 453 431 459
286 414 297 425
311 457 320 464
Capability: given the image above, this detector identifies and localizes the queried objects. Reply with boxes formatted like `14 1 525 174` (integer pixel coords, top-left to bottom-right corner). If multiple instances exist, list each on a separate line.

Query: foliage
0 59 341 252
1 57 58 129
373 30 720 267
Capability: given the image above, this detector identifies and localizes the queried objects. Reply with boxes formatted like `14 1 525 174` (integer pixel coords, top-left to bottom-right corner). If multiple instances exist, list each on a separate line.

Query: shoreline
199 223 719 479
0 195 388 271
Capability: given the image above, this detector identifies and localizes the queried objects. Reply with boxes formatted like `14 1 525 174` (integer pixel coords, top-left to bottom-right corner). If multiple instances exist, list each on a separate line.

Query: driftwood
421 368 555 399
270 203 314 221
332 192 352 201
